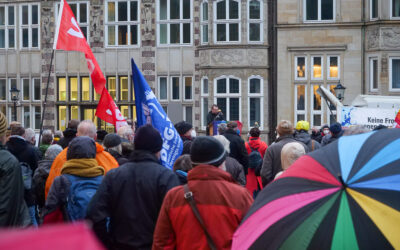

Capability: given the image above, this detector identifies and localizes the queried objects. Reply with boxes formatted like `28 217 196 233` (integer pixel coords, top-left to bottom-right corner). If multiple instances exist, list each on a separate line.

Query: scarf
61 158 104 177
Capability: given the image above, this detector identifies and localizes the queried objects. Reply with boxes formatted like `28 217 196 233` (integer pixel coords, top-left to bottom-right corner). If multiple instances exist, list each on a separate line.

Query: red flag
96 89 128 130
395 109 400 128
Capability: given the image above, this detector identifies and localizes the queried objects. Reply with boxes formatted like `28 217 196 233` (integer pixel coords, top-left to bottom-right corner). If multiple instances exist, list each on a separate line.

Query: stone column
141 0 156 89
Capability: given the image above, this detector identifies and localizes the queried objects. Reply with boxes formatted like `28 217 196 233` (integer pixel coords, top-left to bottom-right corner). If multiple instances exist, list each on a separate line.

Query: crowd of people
0 105 389 249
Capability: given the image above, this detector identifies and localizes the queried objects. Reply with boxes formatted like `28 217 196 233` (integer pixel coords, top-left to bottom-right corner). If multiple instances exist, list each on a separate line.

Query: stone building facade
0 0 270 137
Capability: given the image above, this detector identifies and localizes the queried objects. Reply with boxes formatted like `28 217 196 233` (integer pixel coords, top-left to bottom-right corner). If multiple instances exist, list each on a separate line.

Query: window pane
23 106 30 128
22 6 28 25
0 79 5 100
250 98 261 127
32 28 39 47
372 59 378 89
108 77 116 99
170 0 180 19
8 6 14 25
249 23 260 41
80 27 87 39
58 106 67 131
160 24 167 44
23 79 29 100
202 25 208 43
108 26 115 45
118 25 128 45
329 56 339 78
160 0 167 20
120 76 128 100
202 98 208 126
202 2 208 21
183 23 190 43
58 78 66 101
118 2 128 21
120 105 129 119
313 85 321 110
82 77 90 101
297 114 305 122
217 79 227 93
22 29 28 47
170 24 180 44
172 77 180 100
371 0 378 18
80 3 87 23
230 98 239 121
34 106 41 129
229 78 239 93
184 77 192 100
321 0 333 20
0 7 4 25
32 5 38 24
203 78 209 94
250 78 261 93
131 25 138 44
229 0 239 19
217 0 226 19
8 29 14 48
329 85 337 111
217 24 226 41
71 106 79 120
296 85 305 111
70 4 77 17
229 23 239 41
217 98 226 117
108 2 115 21
159 77 167 100
70 77 78 101
392 59 400 89
185 106 193 124
306 0 318 20
34 79 40 100
249 0 260 19
0 30 4 48
131 1 138 21
313 57 322 78
393 0 400 17
313 114 321 126
297 57 306 78
183 0 191 19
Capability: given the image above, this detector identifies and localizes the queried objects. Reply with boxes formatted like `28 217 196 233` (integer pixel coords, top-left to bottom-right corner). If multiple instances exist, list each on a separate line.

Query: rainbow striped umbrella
232 129 400 250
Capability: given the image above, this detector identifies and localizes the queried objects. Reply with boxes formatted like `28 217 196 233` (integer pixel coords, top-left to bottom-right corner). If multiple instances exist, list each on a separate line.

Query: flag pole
38 49 55 146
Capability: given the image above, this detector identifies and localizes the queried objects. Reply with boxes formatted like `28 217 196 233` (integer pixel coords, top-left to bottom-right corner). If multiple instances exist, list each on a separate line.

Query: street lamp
334 81 346 102
10 87 20 121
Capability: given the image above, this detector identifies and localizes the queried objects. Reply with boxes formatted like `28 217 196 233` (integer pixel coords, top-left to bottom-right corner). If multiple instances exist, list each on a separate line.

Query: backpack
248 146 263 170
20 162 33 190
64 174 103 221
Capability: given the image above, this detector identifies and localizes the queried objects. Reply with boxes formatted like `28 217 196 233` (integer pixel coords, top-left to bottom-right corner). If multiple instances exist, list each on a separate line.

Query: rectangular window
71 106 79 120
214 0 240 43
22 78 30 101
390 58 400 91
23 106 30 127
119 76 128 101
158 0 192 45
106 0 139 46
56 2 89 39
58 105 67 131
159 77 168 100
0 5 15 49
328 56 340 80
295 56 307 80
34 106 41 129
305 0 334 22
184 77 192 100
120 105 129 120
8 78 17 102
184 106 193 124
107 77 117 99
248 0 262 42
392 0 400 18
248 77 263 127
0 79 5 100
33 78 40 101
295 84 307 123
69 77 78 101
58 77 67 101
371 0 378 19
201 77 209 129
311 56 323 80
20 4 40 49
370 58 378 91
81 77 90 101
171 77 180 100
214 76 241 121
201 2 208 44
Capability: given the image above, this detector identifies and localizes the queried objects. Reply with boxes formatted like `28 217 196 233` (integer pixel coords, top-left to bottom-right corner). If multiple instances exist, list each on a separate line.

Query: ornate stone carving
210 49 244 66
42 7 52 44
199 50 210 66
142 4 153 41
381 27 400 48
92 5 102 42
367 27 379 49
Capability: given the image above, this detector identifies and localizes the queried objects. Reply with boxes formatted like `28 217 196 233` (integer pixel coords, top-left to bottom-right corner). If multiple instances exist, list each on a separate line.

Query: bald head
77 120 97 139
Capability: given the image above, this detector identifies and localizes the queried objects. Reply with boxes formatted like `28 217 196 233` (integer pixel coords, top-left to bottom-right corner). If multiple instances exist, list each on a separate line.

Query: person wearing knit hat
260 120 307 187
174 121 195 155
153 136 253 249
103 134 128 166
321 122 344 146
87 124 179 249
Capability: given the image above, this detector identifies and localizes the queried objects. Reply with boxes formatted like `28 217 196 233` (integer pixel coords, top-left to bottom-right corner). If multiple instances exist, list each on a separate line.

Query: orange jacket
45 142 118 199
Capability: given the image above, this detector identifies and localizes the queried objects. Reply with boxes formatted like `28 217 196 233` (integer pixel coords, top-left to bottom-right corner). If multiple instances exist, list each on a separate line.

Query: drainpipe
267 0 277 143
361 0 366 94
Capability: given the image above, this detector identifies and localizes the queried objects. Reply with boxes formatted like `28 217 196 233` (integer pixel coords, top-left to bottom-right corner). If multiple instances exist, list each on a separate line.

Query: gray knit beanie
44 144 63 160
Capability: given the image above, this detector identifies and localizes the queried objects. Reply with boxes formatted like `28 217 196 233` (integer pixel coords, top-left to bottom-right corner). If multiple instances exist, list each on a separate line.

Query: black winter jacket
225 156 246 186
57 128 77 149
87 150 180 250
223 129 249 174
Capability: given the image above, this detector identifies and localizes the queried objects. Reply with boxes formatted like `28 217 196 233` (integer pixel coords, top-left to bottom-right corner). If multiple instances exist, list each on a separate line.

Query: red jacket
245 137 268 195
152 165 253 250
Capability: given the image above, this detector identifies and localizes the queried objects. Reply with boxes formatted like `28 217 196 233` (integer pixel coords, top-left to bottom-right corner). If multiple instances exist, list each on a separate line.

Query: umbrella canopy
232 128 400 250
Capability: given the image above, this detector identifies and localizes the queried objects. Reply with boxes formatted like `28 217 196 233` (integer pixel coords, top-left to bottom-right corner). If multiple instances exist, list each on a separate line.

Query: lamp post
334 81 346 102
10 87 20 121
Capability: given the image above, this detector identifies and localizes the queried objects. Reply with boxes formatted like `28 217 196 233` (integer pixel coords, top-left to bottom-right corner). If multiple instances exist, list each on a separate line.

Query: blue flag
131 59 183 169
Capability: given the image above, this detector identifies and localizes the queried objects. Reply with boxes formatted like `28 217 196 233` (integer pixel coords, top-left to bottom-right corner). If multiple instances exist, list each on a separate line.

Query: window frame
327 55 340 80
247 75 264 129
0 4 16 49
311 55 323 81
295 56 308 81
19 3 40 49
105 0 141 47
213 75 242 122
213 0 241 44
201 1 209 44
310 84 323 127
158 76 168 101
183 76 193 101
157 0 193 46
326 83 337 125
32 78 41 101
389 57 400 92
294 84 308 125
201 77 209 130
369 57 378 92
303 0 336 23
119 76 129 101
55 1 90 39
247 0 263 43
390 0 400 19
370 0 379 20
182 105 193 124
21 78 30 101
0 78 6 101
8 78 17 102
170 76 181 101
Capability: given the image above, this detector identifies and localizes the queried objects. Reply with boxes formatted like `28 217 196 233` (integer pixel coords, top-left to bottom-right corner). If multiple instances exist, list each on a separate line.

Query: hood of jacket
295 131 311 145
248 137 263 149
129 150 160 164
188 164 235 183
6 136 28 152
37 159 53 173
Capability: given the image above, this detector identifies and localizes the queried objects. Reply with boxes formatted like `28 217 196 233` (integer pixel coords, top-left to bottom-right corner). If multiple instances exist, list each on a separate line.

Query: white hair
281 142 305 171
213 135 230 154
24 128 36 144
117 125 134 142
77 120 97 139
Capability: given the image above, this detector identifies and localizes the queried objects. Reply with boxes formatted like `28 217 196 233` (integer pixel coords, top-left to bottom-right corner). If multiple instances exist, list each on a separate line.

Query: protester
321 124 330 137
103 133 128 165
174 121 195 154
245 127 268 195
260 120 306 187
96 130 108 145
117 125 134 143
206 104 225 135
223 121 249 174
57 119 79 149
214 135 246 186
24 128 36 146
173 154 193 184
321 122 344 146
87 125 180 249
152 136 253 249
53 130 63 144
294 121 321 152
217 122 228 135
311 127 323 143
0 112 31 227
39 129 54 156
275 142 306 179
32 144 63 214
45 120 118 199
43 137 104 223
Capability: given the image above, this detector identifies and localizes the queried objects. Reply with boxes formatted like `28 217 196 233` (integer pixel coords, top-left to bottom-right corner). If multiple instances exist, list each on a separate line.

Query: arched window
214 0 240 43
